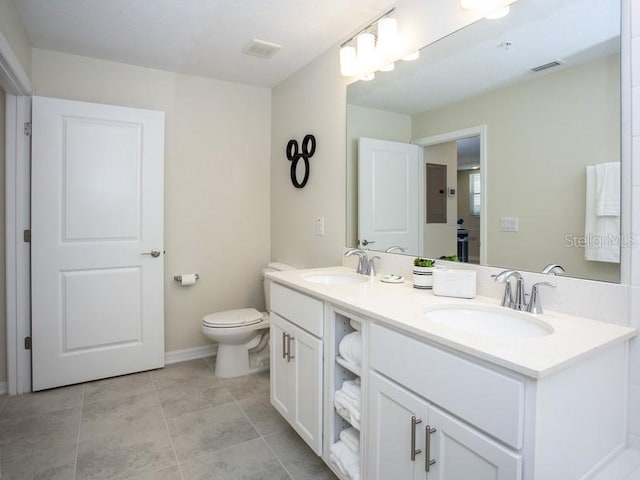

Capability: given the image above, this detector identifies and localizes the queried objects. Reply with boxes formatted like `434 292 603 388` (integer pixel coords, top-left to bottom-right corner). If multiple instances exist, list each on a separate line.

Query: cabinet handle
287 335 295 362
410 416 422 461
282 333 289 359
425 425 437 472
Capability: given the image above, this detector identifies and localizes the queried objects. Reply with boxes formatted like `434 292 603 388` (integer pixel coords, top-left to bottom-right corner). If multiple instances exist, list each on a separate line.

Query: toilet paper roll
180 273 197 286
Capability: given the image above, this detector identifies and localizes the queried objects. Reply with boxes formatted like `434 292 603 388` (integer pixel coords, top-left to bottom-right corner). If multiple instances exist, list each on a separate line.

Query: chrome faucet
542 263 565 275
385 246 406 253
493 270 527 311
345 248 379 276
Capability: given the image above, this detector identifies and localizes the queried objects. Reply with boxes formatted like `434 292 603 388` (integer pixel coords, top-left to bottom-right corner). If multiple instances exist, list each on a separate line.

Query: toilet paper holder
173 273 200 282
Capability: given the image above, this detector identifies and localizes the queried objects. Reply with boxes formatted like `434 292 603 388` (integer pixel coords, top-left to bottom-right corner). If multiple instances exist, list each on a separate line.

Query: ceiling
347 0 620 115
14 0 394 88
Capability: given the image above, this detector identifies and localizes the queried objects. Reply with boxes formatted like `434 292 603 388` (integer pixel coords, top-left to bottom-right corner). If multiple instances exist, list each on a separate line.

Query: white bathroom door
358 137 422 255
31 96 165 391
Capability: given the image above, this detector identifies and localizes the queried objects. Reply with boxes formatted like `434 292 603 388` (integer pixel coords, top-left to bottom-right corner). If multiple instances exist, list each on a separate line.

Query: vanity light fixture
340 8 403 80
460 0 515 19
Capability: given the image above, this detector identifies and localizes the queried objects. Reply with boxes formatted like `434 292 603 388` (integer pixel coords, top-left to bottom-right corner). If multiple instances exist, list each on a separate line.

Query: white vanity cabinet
265 269 632 480
367 322 627 480
269 284 324 455
367 371 521 480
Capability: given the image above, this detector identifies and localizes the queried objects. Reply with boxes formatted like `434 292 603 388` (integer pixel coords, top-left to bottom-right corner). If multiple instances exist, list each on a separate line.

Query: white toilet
202 262 295 378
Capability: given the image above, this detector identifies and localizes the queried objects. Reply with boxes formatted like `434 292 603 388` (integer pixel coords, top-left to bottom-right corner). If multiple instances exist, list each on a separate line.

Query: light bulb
340 45 357 77
357 32 380 74
377 17 397 52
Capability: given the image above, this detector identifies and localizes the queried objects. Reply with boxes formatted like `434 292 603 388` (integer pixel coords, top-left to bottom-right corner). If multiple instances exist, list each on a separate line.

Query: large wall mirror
346 0 621 283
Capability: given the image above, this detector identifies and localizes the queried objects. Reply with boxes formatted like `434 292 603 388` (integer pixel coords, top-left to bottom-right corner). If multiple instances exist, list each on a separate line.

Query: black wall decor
286 134 316 188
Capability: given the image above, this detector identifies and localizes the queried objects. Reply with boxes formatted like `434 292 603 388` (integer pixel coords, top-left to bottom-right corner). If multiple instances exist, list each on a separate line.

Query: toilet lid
203 308 264 328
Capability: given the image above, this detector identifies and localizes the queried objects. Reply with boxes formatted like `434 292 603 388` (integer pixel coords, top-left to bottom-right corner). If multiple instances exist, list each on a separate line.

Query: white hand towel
585 165 620 263
329 453 349 477
338 332 362 366
330 441 360 480
335 389 361 422
595 162 620 216
340 427 360 454
341 380 361 403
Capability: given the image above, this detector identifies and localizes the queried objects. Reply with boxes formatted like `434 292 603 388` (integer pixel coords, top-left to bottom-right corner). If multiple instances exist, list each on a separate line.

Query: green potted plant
413 257 436 289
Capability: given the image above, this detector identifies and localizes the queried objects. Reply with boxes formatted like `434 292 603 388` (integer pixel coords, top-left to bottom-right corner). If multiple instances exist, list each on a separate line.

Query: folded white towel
339 332 362 366
330 441 360 480
595 162 620 216
585 165 620 263
340 427 360 454
341 380 361 403
329 453 349 477
335 389 361 422
335 403 353 425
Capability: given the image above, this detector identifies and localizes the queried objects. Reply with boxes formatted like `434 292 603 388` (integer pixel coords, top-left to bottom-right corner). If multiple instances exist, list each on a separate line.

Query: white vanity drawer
369 323 525 449
270 283 324 338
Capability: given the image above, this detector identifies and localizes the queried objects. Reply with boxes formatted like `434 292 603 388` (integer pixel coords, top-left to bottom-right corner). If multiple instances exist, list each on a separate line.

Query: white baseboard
0 381 7 395
164 345 218 365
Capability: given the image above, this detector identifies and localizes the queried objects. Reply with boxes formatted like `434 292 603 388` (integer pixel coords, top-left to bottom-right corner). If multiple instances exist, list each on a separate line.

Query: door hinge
24 336 32 350
24 122 32 136
23 229 31 243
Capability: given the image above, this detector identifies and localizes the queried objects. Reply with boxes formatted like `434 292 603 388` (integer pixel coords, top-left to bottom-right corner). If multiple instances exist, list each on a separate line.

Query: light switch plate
315 217 325 236
500 217 519 232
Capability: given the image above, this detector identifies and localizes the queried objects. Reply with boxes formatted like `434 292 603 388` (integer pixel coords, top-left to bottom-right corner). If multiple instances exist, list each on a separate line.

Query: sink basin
302 273 369 285
425 305 553 338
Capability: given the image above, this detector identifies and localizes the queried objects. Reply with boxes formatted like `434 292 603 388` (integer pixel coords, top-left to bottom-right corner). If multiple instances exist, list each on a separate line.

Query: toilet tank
262 262 296 312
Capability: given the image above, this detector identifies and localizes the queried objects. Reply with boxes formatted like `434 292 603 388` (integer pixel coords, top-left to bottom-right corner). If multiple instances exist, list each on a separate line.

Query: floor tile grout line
151 373 187 480
72 383 86 480
261 432 296 480
233 393 295 480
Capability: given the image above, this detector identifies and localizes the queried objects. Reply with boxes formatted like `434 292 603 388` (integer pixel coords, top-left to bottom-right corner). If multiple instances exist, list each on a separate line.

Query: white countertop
265 266 637 379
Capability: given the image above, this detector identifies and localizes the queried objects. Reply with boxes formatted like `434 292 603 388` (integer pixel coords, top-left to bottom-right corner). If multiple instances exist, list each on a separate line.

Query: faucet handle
368 256 381 277
492 273 514 308
526 282 556 314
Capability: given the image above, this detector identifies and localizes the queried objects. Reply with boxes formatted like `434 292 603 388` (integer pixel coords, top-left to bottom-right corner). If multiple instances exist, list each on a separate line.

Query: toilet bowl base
214 341 269 378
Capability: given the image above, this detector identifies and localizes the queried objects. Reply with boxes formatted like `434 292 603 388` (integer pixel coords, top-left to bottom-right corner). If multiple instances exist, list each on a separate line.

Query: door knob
141 249 162 258
361 239 376 246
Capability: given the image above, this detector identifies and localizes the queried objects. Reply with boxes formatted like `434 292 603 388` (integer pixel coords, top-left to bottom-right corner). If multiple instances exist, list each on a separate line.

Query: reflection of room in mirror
345 0 621 283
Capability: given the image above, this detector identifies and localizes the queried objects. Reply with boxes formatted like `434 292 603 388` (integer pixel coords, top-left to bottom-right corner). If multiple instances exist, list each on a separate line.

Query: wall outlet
315 217 325 236
500 217 519 232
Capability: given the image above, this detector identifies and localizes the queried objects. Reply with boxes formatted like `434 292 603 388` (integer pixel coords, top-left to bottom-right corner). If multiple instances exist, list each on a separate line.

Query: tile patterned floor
0 359 338 480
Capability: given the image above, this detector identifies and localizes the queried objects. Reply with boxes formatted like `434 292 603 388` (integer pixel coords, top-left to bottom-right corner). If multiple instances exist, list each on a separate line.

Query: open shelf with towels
324 307 364 480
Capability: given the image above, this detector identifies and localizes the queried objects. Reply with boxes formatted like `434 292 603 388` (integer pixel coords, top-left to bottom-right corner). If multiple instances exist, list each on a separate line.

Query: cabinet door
427 406 522 480
270 316 293 419
290 321 323 455
367 371 430 480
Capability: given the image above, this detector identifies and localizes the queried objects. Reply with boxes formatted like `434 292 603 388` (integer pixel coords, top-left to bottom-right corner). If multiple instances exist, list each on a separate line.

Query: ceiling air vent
242 39 282 59
530 60 563 72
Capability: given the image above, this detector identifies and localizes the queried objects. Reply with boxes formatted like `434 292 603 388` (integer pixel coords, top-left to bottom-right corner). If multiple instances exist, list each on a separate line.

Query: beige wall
0 0 31 78
0 87 5 384
270 47 348 268
345 105 412 248
412 55 621 282
423 141 457 258
31 49 271 353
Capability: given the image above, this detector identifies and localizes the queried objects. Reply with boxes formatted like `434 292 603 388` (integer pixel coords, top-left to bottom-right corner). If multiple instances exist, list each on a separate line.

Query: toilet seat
203 308 264 328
